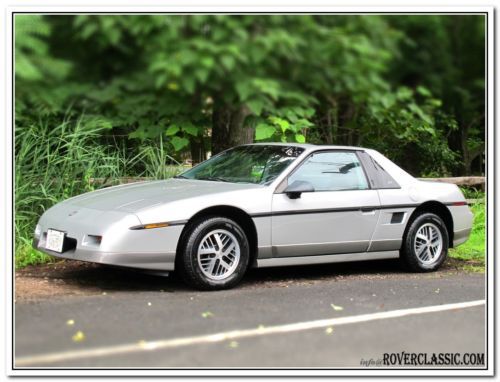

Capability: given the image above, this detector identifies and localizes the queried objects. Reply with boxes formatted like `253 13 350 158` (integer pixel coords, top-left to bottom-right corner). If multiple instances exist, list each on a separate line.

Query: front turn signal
130 222 169 230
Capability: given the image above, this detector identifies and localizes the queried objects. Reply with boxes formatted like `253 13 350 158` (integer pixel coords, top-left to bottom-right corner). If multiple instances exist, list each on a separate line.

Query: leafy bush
14 15 485 175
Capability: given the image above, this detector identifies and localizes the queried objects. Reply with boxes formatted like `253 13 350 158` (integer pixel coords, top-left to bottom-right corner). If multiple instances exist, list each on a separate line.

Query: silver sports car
34 143 473 290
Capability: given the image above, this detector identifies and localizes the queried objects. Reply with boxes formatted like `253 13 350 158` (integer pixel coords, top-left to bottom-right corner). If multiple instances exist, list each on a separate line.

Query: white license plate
46 229 66 253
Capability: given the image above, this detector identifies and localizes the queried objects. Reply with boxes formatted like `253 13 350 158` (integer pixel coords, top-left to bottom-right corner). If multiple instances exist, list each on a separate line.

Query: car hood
62 179 263 212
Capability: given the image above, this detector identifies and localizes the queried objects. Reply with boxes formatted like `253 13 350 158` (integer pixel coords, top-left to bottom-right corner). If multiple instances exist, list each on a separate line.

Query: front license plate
46 229 66 253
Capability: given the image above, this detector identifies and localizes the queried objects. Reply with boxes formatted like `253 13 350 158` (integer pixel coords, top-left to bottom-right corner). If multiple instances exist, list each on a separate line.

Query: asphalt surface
14 259 486 368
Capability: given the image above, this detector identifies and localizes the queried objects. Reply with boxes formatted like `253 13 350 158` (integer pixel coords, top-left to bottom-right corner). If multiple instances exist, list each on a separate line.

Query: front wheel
400 212 449 272
177 216 250 290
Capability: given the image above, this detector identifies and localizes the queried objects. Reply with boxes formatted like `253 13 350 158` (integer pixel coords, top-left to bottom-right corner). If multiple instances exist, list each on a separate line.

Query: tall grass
15 117 183 267
131 136 183 179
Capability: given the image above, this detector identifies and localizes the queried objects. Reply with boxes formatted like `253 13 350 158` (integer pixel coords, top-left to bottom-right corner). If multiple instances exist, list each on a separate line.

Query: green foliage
459 186 485 200
449 198 485 268
357 85 459 174
15 15 485 173
385 15 485 175
255 114 312 143
15 15 74 122
130 136 183 179
15 15 70 81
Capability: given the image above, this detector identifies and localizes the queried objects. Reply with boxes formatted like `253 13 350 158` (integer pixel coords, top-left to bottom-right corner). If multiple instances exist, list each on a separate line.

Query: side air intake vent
391 212 405 224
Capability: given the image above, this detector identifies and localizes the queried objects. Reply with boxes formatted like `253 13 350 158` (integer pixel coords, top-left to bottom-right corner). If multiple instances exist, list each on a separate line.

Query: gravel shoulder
15 257 483 301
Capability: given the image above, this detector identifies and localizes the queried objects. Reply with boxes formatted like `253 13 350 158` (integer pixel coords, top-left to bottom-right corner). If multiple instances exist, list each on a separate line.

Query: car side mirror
284 180 315 199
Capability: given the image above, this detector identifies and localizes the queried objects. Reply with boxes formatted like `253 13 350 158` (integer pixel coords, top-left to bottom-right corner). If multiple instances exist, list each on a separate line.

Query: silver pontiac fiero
34 144 473 290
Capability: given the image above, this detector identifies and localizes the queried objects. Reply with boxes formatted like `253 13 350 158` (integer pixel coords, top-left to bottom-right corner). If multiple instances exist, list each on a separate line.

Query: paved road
14 260 486 368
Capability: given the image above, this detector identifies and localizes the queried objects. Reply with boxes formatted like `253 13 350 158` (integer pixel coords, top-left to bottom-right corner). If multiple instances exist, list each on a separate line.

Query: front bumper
34 205 184 271
34 241 177 270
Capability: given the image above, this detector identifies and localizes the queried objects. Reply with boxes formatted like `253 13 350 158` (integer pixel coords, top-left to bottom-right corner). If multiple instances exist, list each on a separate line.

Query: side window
288 151 369 191
358 151 400 189
370 157 400 189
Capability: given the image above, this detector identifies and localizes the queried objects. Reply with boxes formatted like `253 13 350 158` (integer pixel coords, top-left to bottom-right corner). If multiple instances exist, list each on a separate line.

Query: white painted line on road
16 299 485 367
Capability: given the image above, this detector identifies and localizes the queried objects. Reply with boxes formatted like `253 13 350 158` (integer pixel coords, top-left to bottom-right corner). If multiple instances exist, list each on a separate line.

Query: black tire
400 212 449 272
177 216 250 290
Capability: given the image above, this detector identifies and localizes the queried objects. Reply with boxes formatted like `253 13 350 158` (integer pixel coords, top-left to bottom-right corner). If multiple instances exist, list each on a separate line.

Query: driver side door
271 150 380 257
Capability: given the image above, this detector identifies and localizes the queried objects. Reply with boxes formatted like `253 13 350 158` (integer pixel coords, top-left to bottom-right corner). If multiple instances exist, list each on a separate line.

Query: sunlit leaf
165 125 180 136
255 123 275 141
416 85 432 97
295 134 306 143
170 136 189 151
181 122 198 136
268 116 289 132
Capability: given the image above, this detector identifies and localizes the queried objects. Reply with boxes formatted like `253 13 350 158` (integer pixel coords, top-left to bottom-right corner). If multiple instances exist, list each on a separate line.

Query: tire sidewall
405 213 449 271
183 217 250 289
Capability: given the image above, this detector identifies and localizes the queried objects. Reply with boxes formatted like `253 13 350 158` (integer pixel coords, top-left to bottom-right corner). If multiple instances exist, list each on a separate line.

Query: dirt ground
14 257 483 302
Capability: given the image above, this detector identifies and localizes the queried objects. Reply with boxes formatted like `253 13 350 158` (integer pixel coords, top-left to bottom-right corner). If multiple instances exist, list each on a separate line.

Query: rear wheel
177 216 250 290
400 212 449 272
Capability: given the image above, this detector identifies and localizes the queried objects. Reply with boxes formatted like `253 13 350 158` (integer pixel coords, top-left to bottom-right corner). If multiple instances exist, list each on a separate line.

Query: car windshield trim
196 176 230 183
178 145 305 185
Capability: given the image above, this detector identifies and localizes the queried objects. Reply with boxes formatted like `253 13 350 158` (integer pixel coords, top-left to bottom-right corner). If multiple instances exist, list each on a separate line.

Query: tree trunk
189 136 206 165
211 100 253 155
460 127 471 175
321 96 339 145
325 111 333 145
331 101 339 145
448 127 466 176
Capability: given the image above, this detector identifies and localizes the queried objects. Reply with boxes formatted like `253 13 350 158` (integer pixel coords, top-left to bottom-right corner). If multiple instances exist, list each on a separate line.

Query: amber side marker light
130 222 170 230
88 235 102 244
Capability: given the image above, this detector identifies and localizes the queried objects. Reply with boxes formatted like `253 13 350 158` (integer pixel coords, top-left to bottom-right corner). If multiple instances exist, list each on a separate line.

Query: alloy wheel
197 229 241 280
413 222 443 265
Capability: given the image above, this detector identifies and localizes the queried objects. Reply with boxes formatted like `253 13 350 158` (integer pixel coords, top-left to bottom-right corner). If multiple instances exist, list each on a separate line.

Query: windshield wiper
174 174 188 179
197 176 230 182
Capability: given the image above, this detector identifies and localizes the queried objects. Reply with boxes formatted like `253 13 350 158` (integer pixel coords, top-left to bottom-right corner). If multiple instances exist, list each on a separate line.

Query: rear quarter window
358 152 400 189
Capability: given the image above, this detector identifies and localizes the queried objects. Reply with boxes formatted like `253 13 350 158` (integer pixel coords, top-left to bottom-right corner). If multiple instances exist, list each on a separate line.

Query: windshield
179 145 305 185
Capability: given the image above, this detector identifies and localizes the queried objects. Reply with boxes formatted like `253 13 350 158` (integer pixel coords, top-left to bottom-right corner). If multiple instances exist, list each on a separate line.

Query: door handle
360 207 376 214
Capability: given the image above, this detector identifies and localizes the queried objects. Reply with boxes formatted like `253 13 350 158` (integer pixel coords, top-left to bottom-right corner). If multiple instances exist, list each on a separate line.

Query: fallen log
89 177 151 185
418 176 485 189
